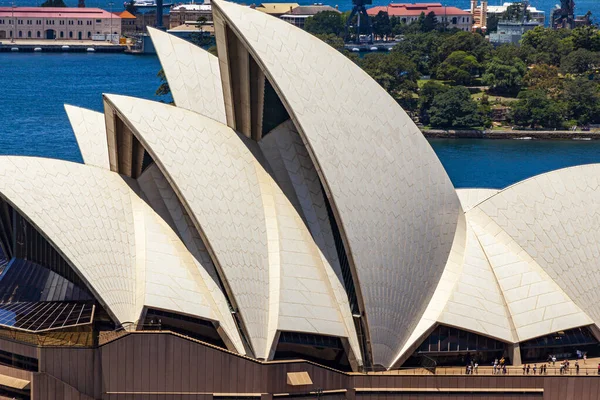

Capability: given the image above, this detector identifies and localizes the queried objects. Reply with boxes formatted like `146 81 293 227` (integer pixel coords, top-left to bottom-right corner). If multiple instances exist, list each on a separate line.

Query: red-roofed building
0 7 121 40
367 3 473 31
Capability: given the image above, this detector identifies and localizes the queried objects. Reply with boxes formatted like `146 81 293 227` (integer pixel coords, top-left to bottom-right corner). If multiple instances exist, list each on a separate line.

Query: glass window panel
448 328 459 351
458 329 468 351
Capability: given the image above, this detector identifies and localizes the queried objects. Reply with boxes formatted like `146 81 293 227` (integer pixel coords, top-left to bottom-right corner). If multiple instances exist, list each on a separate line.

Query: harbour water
2 52 600 189
0 0 598 26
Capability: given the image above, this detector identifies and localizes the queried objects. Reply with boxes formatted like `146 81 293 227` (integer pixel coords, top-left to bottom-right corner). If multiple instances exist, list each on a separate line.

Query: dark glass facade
143 308 227 349
520 326 600 362
274 331 352 371
407 325 507 366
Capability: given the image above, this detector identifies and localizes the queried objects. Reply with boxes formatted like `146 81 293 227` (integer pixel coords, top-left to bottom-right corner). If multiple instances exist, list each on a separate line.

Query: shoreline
423 129 600 140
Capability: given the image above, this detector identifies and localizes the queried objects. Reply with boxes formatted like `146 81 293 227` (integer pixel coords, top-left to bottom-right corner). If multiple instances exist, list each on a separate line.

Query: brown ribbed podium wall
22 332 600 399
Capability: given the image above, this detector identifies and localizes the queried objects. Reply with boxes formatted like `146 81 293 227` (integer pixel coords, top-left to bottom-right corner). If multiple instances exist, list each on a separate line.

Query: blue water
2 52 600 189
1 53 163 163
0 0 598 25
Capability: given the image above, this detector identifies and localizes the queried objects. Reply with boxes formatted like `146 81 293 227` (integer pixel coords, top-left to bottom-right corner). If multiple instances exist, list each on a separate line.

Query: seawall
423 129 600 140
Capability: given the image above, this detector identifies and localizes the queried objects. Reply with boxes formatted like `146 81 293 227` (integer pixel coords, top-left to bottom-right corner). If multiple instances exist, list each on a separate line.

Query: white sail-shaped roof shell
0 156 244 352
395 166 600 366
65 105 110 170
103 94 362 364
212 0 463 368
148 27 226 123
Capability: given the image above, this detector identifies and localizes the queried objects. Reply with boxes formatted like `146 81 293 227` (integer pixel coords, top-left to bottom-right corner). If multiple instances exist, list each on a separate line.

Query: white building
169 1 213 29
0 7 121 40
487 1 545 25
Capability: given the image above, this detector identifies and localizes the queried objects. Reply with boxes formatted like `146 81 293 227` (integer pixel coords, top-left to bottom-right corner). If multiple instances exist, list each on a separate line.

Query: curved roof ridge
212 0 463 368
104 93 362 363
64 104 110 170
148 27 226 123
470 164 599 211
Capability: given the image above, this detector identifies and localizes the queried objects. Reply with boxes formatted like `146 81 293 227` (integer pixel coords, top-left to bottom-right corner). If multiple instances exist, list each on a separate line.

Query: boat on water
123 0 173 8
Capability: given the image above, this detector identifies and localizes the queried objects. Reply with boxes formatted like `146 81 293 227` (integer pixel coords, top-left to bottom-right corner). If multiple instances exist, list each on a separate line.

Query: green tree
437 51 480 85
41 0 66 6
562 77 600 124
360 52 419 110
486 14 499 33
392 31 447 75
190 17 213 48
418 80 449 125
502 2 530 22
420 11 438 33
437 31 492 63
156 69 171 98
372 11 392 40
492 43 525 61
482 57 527 95
522 64 561 95
304 11 344 36
510 89 564 128
429 86 483 128
570 25 600 52
521 27 573 66
560 48 600 74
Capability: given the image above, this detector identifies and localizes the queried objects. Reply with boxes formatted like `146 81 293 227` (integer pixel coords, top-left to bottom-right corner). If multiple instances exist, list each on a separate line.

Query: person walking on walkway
576 361 580 375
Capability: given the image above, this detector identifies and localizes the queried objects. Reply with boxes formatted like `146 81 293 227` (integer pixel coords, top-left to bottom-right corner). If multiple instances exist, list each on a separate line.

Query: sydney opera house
1 1 600 398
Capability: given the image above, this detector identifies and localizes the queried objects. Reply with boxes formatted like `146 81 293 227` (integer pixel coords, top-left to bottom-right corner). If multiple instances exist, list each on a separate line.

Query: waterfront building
280 4 340 29
132 9 169 32
367 3 473 31
169 1 213 29
117 10 137 35
0 7 121 40
3 0 600 397
486 1 545 25
489 20 539 44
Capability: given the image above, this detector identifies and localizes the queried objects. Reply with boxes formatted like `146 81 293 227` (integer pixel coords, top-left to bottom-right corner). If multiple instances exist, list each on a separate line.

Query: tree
521 27 573 66
392 31 447 75
190 17 213 48
492 43 525 61
570 25 600 52
429 86 483 128
482 57 527 95
372 11 392 40
560 48 600 74
156 69 171 98
437 31 492 63
125 0 137 14
437 51 480 85
562 77 600 124
510 89 564 129
486 14 499 33
522 64 561 95
360 52 419 110
502 2 530 22
420 11 438 33
304 11 344 36
41 0 66 6
418 81 449 125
